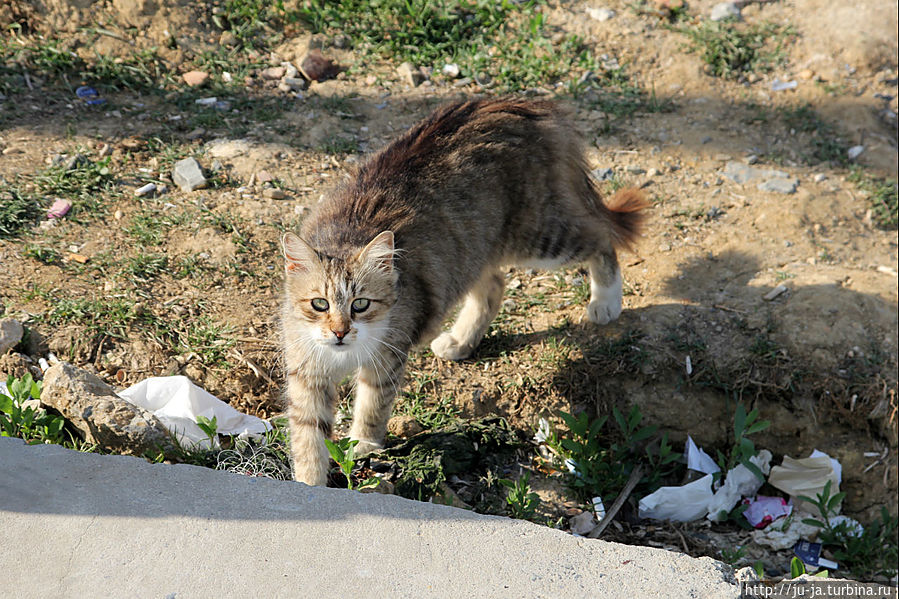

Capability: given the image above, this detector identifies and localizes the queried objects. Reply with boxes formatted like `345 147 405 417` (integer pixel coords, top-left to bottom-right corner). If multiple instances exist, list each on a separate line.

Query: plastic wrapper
685 436 720 475
707 450 772 522
742 495 792 529
118 376 271 449
768 450 841 513
638 474 714 522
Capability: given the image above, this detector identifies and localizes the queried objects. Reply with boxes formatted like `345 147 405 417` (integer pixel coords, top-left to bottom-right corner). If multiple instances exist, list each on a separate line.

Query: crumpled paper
743 495 792 529
707 450 772 521
118 376 271 449
685 436 720 475
638 474 714 522
768 450 841 513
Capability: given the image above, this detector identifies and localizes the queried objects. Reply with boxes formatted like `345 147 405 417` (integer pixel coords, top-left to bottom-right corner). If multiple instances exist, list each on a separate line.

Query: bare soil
1 0 896 575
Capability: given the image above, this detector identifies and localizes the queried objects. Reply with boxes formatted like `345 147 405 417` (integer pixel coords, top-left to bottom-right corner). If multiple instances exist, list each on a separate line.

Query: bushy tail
605 188 649 251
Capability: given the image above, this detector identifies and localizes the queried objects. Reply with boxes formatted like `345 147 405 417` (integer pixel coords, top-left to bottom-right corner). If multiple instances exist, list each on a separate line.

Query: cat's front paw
430 332 472 361
352 439 384 456
587 296 622 325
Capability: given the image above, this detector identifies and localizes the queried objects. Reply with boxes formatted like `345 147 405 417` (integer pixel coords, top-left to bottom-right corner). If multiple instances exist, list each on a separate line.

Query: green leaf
813 570 829 578
790 557 806 578
323 438 343 463
612 407 627 434
753 560 765 579
744 419 770 436
734 404 747 441
827 491 846 513
802 518 827 528
0 394 13 414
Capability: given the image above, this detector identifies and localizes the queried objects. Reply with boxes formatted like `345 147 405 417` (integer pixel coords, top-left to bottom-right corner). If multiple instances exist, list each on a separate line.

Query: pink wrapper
47 199 72 219
743 495 792 529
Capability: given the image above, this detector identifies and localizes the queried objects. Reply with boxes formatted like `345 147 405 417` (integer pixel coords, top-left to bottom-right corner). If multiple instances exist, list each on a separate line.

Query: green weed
34 154 116 216
45 296 139 341
500 472 540 520
325 437 381 491
0 184 41 238
0 373 66 445
849 170 898 229
680 22 792 79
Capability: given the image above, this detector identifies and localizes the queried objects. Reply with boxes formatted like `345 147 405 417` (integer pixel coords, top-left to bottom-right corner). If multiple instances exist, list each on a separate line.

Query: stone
722 161 788 184
282 77 307 91
0 318 24 355
0 352 30 379
626 166 646 175
260 66 286 80
397 62 424 87
709 2 740 21
40 362 173 455
298 49 339 82
182 70 209 87
263 188 288 200
569 510 597 535
442 63 460 78
586 7 616 21
591 167 614 181
757 178 799 194
847 145 865 160
218 30 237 47
172 157 207 192
281 62 299 79
387 415 424 437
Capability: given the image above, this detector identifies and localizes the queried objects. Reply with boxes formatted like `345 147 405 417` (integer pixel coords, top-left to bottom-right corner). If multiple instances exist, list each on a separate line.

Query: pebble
282 77 307 91
135 183 156 197
256 170 274 183
710 2 740 21
646 168 661 177
569 511 596 536
299 49 339 82
757 178 799 194
442 63 460 78
172 157 207 192
261 66 286 80
263 188 288 200
397 62 424 87
114 209 123 220
453 77 473 87
813 173 828 183
182 70 209 87
282 62 299 79
218 31 237 47
626 166 646 175
591 167 614 181
586 7 616 21
763 285 788 301
723 161 788 184
847 145 865 160
770 79 798 92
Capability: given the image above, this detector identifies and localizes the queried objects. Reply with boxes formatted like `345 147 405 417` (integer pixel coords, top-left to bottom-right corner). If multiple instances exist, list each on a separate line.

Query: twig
669 522 690 554
713 304 747 314
231 349 277 386
587 465 643 539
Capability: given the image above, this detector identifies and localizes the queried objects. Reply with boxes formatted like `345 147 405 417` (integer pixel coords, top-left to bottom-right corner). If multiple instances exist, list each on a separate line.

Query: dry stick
587 464 643 539
232 349 277 386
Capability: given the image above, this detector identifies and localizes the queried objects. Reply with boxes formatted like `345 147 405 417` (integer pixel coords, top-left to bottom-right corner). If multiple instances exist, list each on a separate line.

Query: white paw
587 270 623 325
430 332 471 361
293 463 328 486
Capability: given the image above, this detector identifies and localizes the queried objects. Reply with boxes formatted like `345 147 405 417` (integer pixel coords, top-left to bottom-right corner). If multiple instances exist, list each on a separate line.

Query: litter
118 376 271 449
638 473 714 522
768 450 841 513
771 79 798 92
75 86 106 106
592 496 606 521
707 450 772 522
135 183 156 197
685 436 720 475
742 495 792 529
794 540 838 571
752 518 821 550
47 199 72 219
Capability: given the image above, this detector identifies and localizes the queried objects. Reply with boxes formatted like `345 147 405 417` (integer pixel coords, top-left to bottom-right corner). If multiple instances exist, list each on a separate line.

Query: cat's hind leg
587 250 623 325
430 268 504 361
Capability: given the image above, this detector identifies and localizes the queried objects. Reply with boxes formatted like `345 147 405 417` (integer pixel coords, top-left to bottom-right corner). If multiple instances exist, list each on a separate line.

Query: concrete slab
0 437 739 598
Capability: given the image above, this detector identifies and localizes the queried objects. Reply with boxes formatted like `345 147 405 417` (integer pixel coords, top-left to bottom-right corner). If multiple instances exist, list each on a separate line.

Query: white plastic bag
638 474 714 522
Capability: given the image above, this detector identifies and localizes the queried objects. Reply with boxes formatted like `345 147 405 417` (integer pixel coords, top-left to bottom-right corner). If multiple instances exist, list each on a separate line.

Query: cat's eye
310 298 329 312
351 298 371 313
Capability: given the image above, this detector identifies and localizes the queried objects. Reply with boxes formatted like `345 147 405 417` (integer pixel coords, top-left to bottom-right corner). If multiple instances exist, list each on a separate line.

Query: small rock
46 199 72 219
0 352 30 379
397 62 424 87
0 318 24 355
763 285 788 301
569 510 596 535
256 170 274 183
586 7 616 21
41 362 174 455
626 166 646 175
722 161 788 184
172 157 207 192
261 66 286 80
813 173 828 183
770 79 798 92
757 178 798 194
474 72 492 86
591 167 614 181
442 63 460 78
218 30 238 47
182 70 209 87
98 143 112 158
387 415 424 437
332 34 351 49
798 69 815 80
847 145 865 160
263 188 288 200
453 77 473 87
135 183 156 197
646 167 661 177
298 49 339 82
710 2 740 21
282 62 299 79
282 77 307 92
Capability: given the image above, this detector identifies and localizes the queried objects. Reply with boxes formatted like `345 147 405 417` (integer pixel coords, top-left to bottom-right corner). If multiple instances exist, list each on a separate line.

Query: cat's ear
357 230 395 273
282 233 317 274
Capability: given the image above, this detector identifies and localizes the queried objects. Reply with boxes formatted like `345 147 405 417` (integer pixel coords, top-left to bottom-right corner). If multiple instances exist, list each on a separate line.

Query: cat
281 97 647 486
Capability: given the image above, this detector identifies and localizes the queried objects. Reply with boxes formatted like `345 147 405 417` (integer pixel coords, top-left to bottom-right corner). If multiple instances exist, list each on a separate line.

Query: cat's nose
332 328 348 340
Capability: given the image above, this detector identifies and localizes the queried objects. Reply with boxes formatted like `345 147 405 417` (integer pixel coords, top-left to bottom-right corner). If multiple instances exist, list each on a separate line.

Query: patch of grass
34 154 116 216
23 244 62 264
0 184 42 238
500 472 540 520
583 330 649 376
214 0 288 49
778 103 848 165
125 209 186 246
318 136 359 155
849 170 898 229
45 296 139 341
124 253 169 282
395 373 460 430
680 21 792 79
85 47 175 92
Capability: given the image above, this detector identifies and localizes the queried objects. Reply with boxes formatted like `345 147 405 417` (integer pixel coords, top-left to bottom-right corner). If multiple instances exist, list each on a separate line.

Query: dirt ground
1 0 897 575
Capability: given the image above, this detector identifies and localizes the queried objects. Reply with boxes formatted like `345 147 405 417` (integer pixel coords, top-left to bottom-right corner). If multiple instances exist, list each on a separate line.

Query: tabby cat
281 98 647 486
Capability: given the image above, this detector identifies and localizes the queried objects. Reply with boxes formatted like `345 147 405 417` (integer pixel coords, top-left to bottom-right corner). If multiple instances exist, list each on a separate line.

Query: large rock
0 318 24 354
41 363 173 455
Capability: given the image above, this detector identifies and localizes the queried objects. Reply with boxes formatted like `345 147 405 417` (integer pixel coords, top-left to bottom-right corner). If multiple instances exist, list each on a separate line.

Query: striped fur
283 98 647 486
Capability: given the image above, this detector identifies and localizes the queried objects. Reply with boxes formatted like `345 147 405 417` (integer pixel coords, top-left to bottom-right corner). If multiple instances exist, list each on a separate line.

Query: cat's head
281 231 397 365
